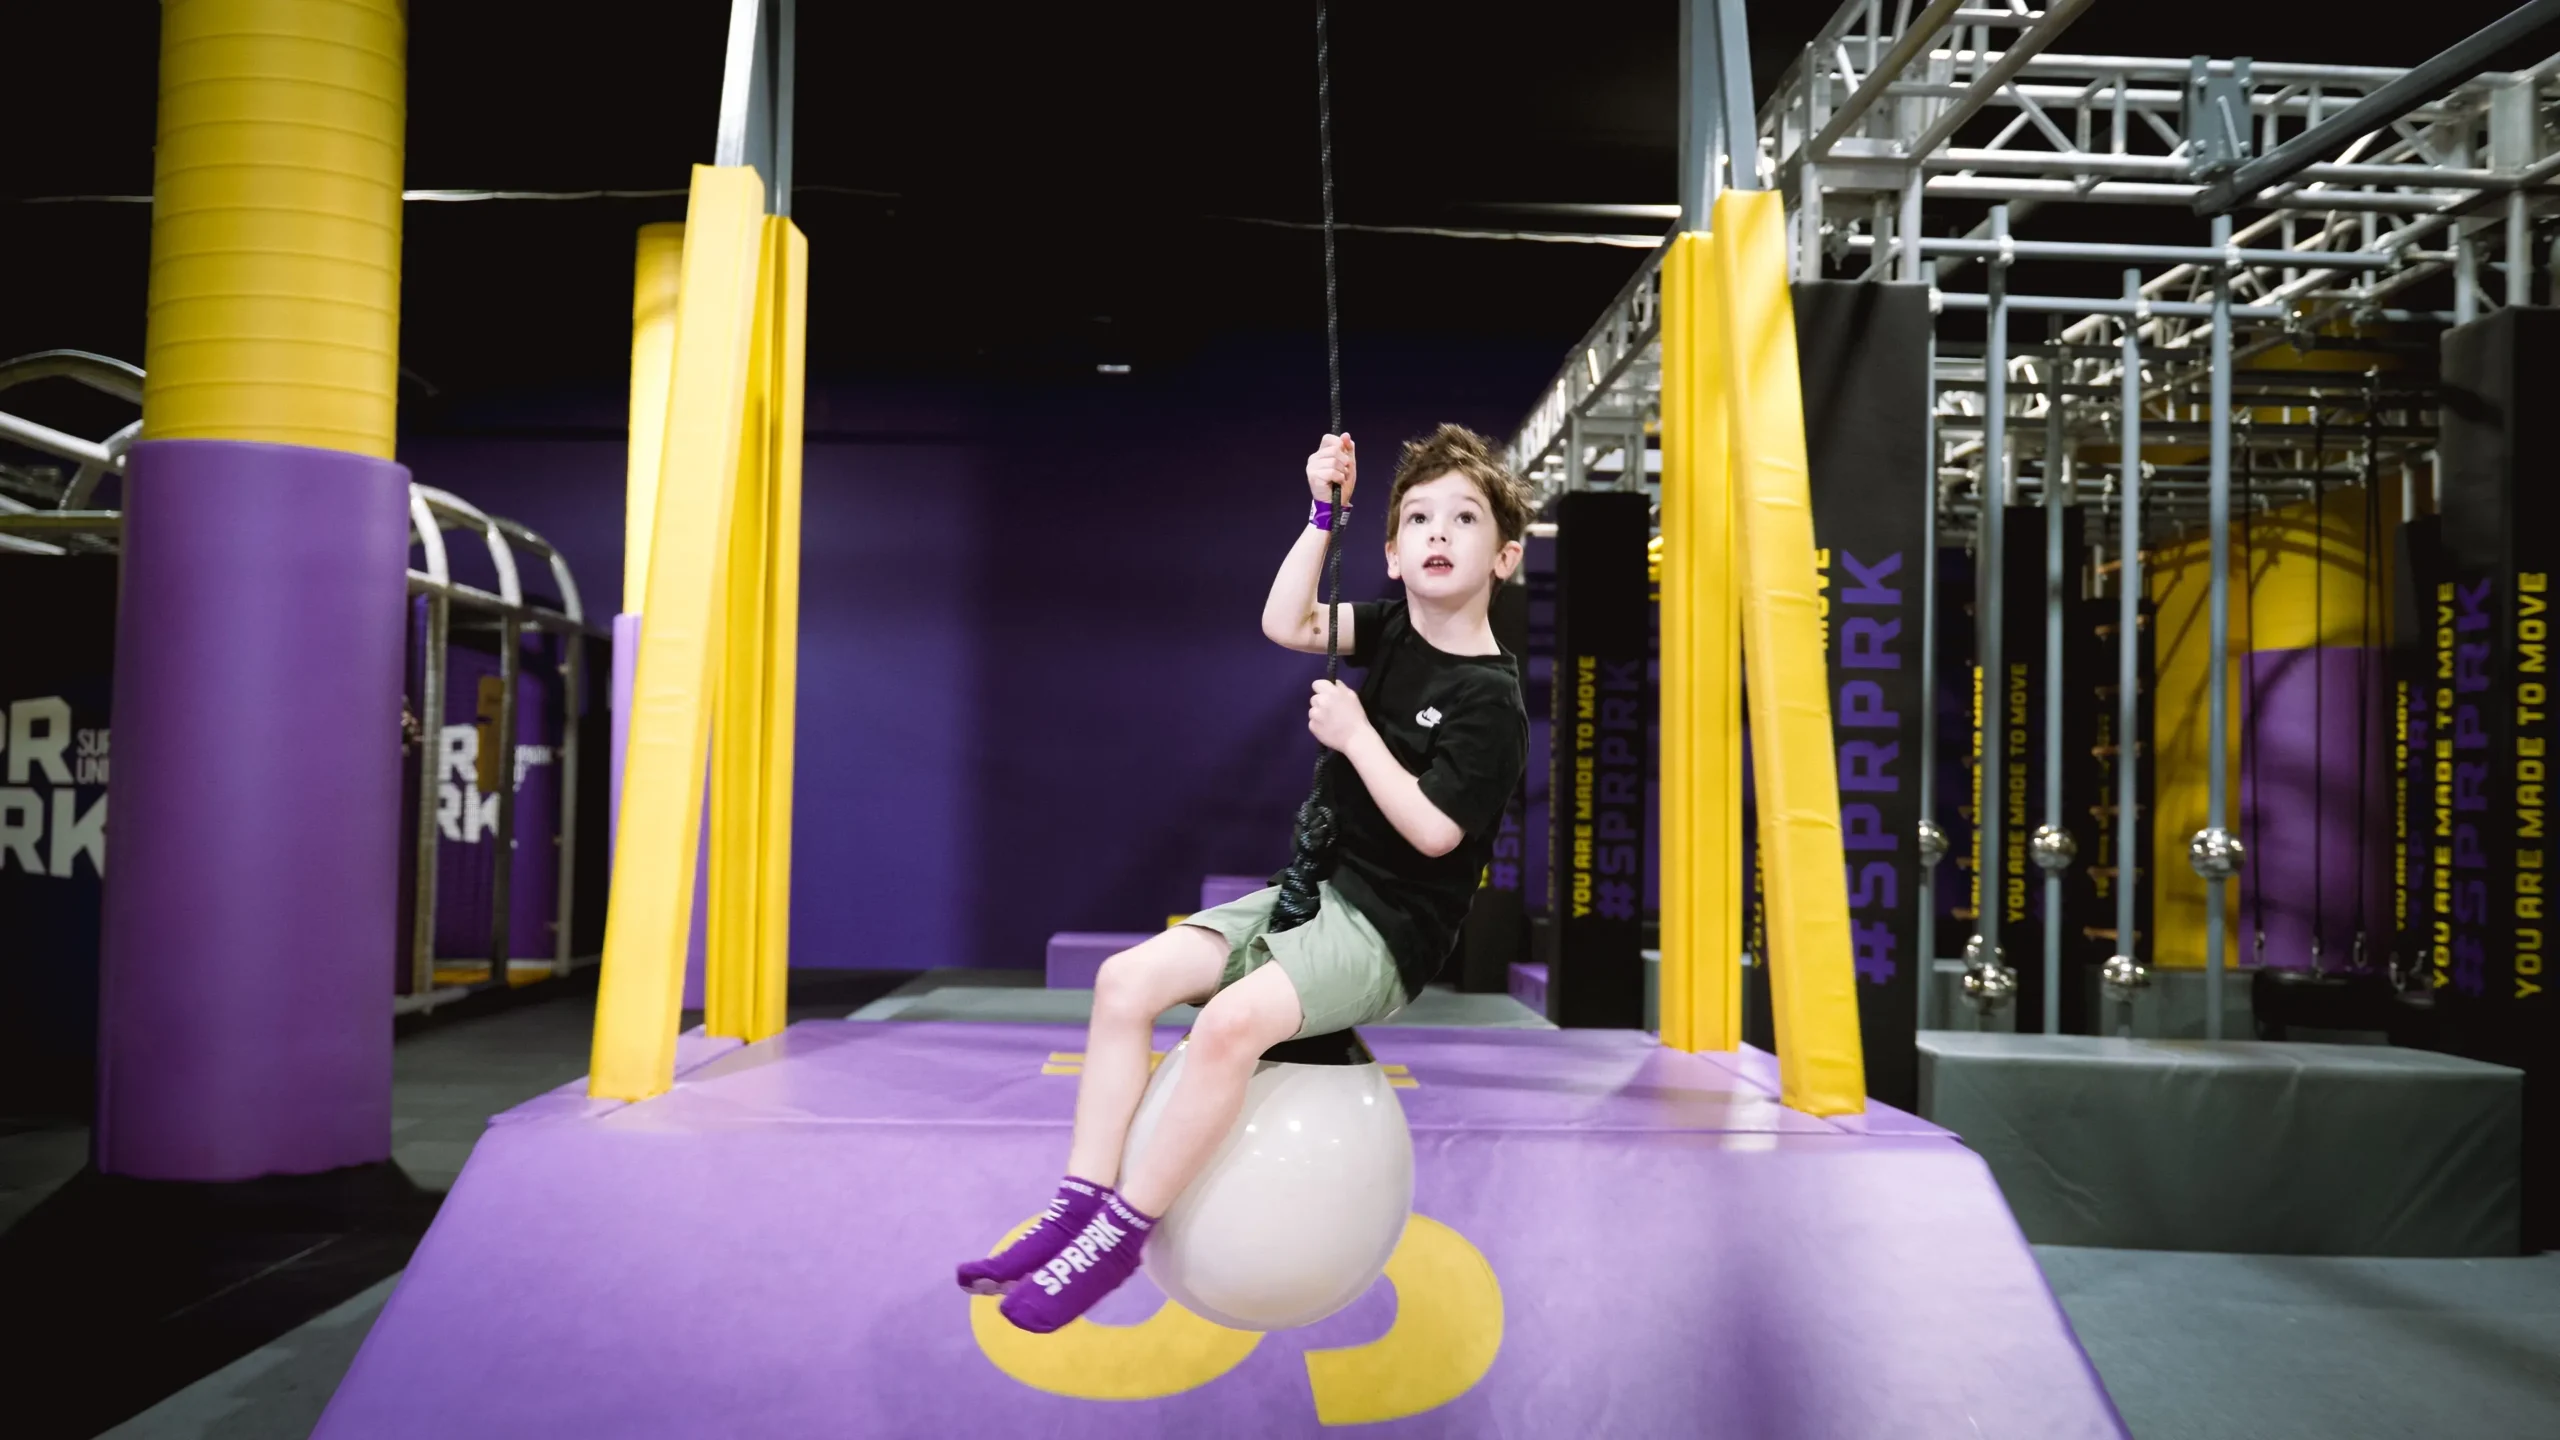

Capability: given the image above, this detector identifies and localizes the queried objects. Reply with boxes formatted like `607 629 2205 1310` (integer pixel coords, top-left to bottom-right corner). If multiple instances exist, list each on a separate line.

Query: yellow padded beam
751 217 809 1040
1656 230 1743 1053
590 165 767 1101
705 215 778 1042
1659 235 1697 1051
625 222 686 614
1710 191 1866 1116
705 217 809 1043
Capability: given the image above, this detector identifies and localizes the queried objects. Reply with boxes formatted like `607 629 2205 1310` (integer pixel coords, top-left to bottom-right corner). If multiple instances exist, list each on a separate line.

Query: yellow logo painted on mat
968 1213 1502 1423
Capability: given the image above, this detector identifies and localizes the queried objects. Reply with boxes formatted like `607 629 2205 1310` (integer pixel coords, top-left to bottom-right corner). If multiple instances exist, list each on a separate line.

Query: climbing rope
1270 0 1346 937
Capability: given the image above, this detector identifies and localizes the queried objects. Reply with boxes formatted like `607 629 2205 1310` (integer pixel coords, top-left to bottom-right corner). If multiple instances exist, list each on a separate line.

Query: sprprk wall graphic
0 555 117 1106
1795 280 1929 1108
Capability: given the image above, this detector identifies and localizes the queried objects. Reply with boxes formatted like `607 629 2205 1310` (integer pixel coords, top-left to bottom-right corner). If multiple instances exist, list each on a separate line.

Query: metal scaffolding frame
1508 0 2560 1039
0 351 602 1019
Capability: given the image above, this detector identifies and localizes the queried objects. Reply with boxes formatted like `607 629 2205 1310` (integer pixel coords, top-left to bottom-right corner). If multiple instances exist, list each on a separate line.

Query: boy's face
1384 471 1523 608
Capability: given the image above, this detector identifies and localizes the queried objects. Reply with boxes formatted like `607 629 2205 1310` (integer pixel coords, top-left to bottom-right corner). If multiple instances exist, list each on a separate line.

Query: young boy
961 423 1535 1334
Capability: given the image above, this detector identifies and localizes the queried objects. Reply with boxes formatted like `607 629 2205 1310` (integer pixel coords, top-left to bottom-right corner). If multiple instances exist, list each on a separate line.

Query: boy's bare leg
957 926 1224 1297
1064 925 1228 1186
998 960 1305 1332
1114 960 1304 1217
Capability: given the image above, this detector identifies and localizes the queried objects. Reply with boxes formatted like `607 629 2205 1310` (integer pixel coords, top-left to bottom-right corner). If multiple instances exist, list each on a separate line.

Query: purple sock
997 1192 1155 1334
957 1176 1107 1296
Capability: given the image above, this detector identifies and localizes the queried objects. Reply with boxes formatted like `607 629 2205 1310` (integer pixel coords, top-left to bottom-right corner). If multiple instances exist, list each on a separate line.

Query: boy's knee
1191 989 1288 1061
1093 951 1150 1017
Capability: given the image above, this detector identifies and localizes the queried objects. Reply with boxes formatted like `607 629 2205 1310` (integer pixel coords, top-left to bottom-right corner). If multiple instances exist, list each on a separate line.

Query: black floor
0 968 914 1440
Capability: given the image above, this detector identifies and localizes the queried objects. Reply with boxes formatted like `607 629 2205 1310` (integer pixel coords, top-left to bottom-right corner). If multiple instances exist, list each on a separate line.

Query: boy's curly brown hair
1382 424 1537 546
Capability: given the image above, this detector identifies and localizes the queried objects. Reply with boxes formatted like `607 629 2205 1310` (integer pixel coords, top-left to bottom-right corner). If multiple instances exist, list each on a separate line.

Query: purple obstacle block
1198 874 1264 911
315 1022 2126 1440
1509 961 1549 1016
1045 932 1154 989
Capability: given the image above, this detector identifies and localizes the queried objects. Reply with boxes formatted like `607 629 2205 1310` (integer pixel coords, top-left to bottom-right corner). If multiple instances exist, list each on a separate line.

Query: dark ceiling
0 2 2531 420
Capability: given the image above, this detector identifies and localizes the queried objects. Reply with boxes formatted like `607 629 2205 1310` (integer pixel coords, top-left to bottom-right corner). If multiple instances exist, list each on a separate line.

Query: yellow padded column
1656 231 1742 1053
143 0 406 458
625 223 686 613
1659 237 1695 1051
590 165 767 1100
1710 191 1865 1116
752 218 810 1040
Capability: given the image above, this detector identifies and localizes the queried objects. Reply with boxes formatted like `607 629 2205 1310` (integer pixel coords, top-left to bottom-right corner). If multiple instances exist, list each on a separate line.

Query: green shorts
1180 881 1406 1037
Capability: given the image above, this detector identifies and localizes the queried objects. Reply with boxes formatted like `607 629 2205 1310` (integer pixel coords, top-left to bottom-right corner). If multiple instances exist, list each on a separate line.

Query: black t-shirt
1306 599 1527 1000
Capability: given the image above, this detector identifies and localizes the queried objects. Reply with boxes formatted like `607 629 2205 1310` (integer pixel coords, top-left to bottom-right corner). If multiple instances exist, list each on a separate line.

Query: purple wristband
1309 500 1335 532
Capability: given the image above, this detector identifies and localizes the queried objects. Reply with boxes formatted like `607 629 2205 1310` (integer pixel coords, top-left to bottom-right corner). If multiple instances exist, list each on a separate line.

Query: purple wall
2239 645 2392 971
401 337 1554 970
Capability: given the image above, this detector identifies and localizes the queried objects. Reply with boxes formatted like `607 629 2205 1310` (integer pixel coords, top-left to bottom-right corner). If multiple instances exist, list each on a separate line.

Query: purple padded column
97 440 411 1180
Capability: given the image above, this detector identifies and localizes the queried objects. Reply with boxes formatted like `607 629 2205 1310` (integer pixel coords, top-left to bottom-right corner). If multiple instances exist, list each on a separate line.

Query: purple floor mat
317 1022 2124 1439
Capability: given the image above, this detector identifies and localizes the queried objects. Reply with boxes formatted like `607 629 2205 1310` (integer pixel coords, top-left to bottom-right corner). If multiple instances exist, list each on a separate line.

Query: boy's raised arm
1261 433 1360 656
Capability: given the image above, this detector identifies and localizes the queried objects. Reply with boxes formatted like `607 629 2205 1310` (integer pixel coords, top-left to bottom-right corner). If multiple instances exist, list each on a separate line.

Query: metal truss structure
1511 0 2558 508
1509 0 2560 1041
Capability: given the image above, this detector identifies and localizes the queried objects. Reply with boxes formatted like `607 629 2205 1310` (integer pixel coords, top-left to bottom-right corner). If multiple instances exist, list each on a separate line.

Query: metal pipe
1937 292 2289 319
2510 189 2534 306
1899 174 1926 280
1935 199 2044 280
0 510 122 534
1936 148 2517 191
2116 270 2143 1023
1716 0 1759 190
0 410 121 471
0 348 147 403
1806 0 1970 159
1938 148 2506 189
1918 325 1942 1026
1926 174 2468 213
2197 0 2560 215
1861 234 2397 269
411 591 448 1000
1976 203 2012 997
488 616 521 985
2457 234 2481 324
1908 0 2098 159
2205 213 2233 1042
553 634 584 977
2030 54 2428 85
2043 330 2065 1035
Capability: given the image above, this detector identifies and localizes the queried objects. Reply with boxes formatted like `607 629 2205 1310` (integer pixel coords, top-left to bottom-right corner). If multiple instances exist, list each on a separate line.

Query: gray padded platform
1919 1032 2523 1256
